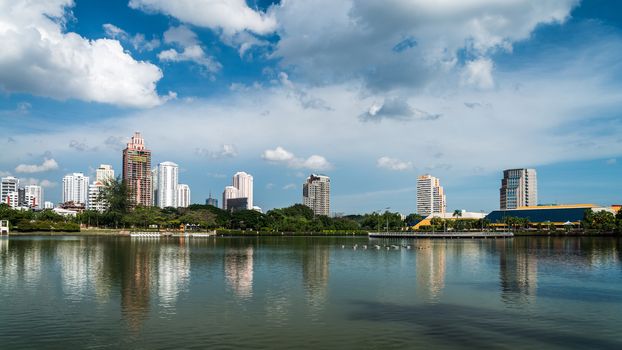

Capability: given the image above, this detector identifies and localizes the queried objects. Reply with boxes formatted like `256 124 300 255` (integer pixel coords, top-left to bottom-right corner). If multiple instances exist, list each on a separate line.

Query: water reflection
415 240 446 302
23 243 42 286
224 246 254 299
498 240 538 306
158 241 190 309
0 238 8 253
0 236 620 349
302 243 330 315
122 240 157 332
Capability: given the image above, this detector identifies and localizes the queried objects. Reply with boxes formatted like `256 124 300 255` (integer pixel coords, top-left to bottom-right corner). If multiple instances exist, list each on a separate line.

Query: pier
368 231 513 239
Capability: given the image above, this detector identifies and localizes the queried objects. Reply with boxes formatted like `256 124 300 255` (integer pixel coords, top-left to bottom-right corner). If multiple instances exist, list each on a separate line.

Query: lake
1 236 621 349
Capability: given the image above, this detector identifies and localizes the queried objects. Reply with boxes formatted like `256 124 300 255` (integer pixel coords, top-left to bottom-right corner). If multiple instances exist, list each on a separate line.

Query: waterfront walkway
368 231 514 239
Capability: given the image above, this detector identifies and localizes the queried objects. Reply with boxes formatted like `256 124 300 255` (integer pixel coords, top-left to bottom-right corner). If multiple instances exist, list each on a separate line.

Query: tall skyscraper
1 176 19 204
500 168 537 209
156 161 178 208
24 185 43 209
177 184 190 208
416 174 446 217
62 173 90 205
303 174 330 216
122 132 152 207
222 186 239 210
233 172 253 209
96 164 115 182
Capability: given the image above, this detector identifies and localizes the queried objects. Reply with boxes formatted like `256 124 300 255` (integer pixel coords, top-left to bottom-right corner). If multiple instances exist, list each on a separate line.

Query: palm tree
453 209 462 218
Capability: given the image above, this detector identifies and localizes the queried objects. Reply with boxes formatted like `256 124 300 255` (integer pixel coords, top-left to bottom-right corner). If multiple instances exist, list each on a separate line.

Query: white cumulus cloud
15 158 59 173
377 157 413 171
462 58 495 89
103 23 160 52
273 0 578 92
262 146 332 171
0 1 170 108
129 0 277 36
158 26 222 73
262 146 295 162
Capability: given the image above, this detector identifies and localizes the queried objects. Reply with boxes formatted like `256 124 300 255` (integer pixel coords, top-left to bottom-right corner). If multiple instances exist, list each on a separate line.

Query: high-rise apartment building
122 132 152 207
500 168 537 209
416 174 446 217
222 171 254 211
222 186 239 210
88 181 106 212
156 161 178 208
303 174 330 216
62 173 90 205
6 191 18 208
87 164 115 212
233 172 253 209
96 164 115 183
1 176 19 204
23 185 43 209
177 184 190 208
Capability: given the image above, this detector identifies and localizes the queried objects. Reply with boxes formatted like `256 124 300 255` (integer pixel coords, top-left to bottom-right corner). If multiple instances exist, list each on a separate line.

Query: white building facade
156 161 179 208
233 172 253 210
222 186 239 210
88 182 106 212
177 184 190 208
24 185 43 209
96 164 115 182
1 176 19 204
303 174 331 216
62 173 90 205
500 168 538 210
416 174 446 217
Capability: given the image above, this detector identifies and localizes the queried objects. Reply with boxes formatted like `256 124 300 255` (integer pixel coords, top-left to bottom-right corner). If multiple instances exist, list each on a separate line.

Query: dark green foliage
582 209 616 232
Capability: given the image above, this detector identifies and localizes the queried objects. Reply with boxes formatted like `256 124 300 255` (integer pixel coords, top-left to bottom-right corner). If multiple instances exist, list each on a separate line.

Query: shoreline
3 230 618 237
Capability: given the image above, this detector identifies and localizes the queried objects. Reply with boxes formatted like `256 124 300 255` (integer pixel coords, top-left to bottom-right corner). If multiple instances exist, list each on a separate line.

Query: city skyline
1 1 621 213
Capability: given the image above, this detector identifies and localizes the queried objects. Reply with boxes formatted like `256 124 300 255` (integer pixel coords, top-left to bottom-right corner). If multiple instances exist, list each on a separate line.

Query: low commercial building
485 204 617 228
413 210 487 230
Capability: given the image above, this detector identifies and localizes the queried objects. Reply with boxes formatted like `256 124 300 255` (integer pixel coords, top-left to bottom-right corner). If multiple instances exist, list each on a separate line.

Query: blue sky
1 0 621 214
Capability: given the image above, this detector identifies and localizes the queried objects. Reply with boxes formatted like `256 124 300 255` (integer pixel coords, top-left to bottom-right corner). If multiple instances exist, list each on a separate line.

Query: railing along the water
368 231 514 238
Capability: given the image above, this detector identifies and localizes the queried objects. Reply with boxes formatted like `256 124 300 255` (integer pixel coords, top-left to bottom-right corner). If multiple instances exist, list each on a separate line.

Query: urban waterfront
1 236 621 349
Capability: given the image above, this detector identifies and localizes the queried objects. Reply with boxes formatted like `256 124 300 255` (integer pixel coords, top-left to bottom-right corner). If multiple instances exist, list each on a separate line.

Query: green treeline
1 177 620 234
0 202 419 233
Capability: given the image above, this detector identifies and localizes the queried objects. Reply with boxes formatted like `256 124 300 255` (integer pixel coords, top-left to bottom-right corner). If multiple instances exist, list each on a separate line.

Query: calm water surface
1 236 621 349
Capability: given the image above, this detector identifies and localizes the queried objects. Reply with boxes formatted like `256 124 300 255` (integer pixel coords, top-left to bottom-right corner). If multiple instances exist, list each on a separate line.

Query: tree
453 210 462 218
404 213 423 226
99 177 130 228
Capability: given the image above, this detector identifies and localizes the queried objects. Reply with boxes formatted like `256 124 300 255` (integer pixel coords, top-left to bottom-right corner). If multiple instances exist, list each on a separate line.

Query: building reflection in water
158 240 191 309
302 243 330 315
122 240 157 333
415 240 446 302
57 241 90 299
224 246 254 299
498 240 537 306
23 241 42 286
0 238 8 254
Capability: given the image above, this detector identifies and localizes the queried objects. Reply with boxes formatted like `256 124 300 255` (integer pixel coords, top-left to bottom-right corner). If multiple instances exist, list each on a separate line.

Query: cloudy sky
1 0 621 214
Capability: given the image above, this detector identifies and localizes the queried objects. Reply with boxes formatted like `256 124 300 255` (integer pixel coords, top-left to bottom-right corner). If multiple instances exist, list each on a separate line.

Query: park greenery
1 177 620 235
